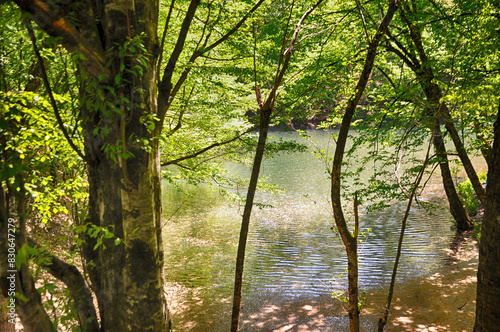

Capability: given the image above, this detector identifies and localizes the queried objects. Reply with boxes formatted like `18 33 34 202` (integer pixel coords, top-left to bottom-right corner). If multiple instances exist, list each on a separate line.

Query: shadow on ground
166 236 477 331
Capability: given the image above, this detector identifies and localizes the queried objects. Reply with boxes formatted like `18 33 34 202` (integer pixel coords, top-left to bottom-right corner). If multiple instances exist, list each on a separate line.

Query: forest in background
1 0 499 331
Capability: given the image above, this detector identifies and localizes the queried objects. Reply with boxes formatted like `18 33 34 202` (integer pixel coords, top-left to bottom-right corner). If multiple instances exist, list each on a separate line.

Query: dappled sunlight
163 235 478 331
239 295 341 331
164 282 233 331
165 249 477 331
362 242 477 332
393 315 414 325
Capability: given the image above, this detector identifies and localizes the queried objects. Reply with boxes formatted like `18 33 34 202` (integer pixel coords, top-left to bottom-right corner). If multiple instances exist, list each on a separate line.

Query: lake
161 130 481 331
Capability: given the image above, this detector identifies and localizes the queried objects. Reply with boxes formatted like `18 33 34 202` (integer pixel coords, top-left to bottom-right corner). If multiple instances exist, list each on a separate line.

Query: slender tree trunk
330 2 399 331
231 109 272 332
433 122 474 231
474 103 500 331
422 80 486 206
442 110 486 206
231 2 325 329
474 123 492 166
378 135 432 331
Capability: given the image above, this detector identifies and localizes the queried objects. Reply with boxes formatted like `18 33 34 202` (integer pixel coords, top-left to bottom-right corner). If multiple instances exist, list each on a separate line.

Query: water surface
161 130 479 331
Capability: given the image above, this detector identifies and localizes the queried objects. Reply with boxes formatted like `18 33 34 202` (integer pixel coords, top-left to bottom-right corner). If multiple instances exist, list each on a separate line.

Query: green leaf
15 293 29 302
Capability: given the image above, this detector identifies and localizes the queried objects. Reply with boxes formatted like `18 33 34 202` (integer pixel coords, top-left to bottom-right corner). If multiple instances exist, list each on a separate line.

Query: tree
382 2 477 231
329 1 399 331
3 0 264 330
230 1 325 330
474 103 500 331
470 0 500 329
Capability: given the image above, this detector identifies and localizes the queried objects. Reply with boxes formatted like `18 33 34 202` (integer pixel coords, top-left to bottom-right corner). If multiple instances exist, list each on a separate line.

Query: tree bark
230 108 272 332
0 292 16 332
330 2 399 331
73 0 169 330
0 183 56 332
433 122 474 231
27 238 99 332
474 103 500 331
389 6 481 228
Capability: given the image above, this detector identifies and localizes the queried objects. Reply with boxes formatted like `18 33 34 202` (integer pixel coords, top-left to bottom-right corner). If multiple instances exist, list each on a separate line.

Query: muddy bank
165 235 477 331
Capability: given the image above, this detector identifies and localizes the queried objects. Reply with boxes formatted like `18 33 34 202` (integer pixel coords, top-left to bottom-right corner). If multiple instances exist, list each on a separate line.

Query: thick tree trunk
76 1 168 330
82 64 168 332
433 122 474 231
474 105 500 331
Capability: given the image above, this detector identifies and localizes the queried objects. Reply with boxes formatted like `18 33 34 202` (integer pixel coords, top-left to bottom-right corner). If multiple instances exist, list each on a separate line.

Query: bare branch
161 127 256 166
158 0 201 124
266 0 325 110
158 0 266 126
203 0 266 53
355 0 370 40
157 0 177 84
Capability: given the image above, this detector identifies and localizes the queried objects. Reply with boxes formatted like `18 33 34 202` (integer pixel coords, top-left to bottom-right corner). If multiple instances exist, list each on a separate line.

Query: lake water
161 130 481 331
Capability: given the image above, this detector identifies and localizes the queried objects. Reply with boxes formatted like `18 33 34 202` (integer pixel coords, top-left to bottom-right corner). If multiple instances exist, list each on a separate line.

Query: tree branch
157 0 177 84
24 17 87 162
157 0 201 125
27 237 100 332
14 0 108 79
265 0 325 110
162 127 256 166
158 0 267 126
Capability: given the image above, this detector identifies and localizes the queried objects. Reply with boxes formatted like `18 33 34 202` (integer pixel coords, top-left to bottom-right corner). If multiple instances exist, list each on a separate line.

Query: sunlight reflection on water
161 130 480 331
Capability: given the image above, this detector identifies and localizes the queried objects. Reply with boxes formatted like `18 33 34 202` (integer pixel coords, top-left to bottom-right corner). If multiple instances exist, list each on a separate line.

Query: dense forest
0 0 499 331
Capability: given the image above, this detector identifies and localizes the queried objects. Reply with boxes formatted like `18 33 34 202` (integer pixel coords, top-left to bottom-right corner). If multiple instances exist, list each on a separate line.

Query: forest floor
166 233 478 331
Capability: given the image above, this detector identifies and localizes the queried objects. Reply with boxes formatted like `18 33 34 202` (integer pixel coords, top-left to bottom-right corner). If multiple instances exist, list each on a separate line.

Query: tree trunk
0 183 56 332
0 292 15 332
231 109 272 332
442 110 486 206
75 1 169 330
330 2 399 331
433 122 474 231
82 61 169 332
378 135 432 331
395 5 485 219
230 2 325 329
422 79 486 206
474 104 500 331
